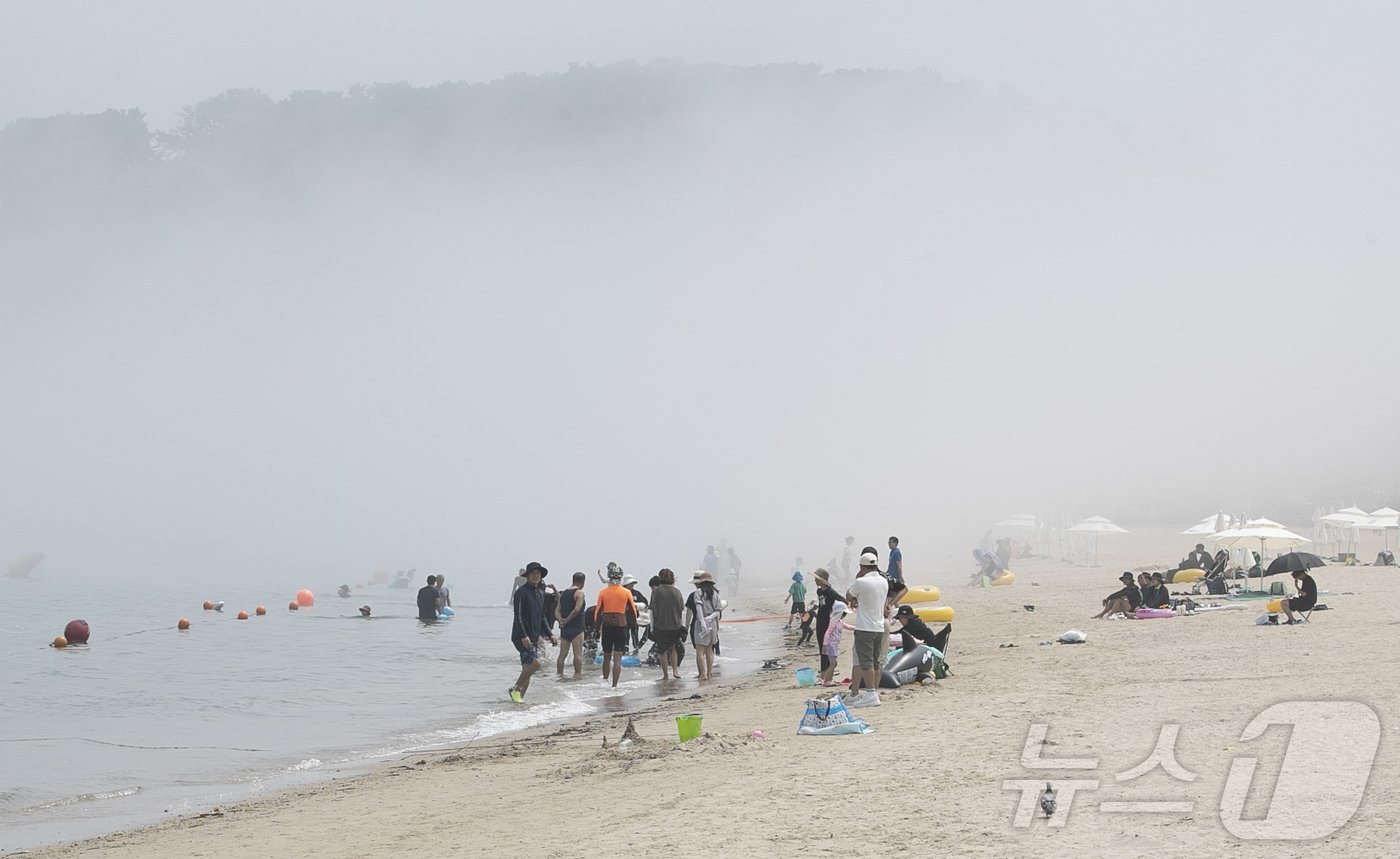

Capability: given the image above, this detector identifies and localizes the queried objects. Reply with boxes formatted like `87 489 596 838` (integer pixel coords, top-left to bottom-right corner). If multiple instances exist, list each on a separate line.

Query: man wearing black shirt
1281 570 1318 624
891 605 951 655
813 569 840 672
417 575 441 621
1092 571 1142 619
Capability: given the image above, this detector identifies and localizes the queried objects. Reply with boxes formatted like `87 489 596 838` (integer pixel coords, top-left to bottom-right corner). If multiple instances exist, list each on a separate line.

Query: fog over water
3 3 1398 588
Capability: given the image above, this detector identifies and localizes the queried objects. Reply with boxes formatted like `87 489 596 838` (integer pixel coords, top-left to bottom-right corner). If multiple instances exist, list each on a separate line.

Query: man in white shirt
845 552 889 707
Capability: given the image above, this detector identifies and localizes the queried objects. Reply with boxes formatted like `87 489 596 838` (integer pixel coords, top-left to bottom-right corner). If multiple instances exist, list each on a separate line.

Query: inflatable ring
990 572 1015 586
898 585 942 604
1267 598 1284 613
438 606 455 619
1171 569 1205 584
1135 607 1175 619
912 605 955 623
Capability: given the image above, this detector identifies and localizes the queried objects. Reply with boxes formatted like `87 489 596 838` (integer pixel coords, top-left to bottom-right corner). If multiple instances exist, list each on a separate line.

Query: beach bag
798 697 872 735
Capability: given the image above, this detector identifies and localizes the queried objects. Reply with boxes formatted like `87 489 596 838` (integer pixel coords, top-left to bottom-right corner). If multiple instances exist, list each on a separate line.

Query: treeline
0 61 1134 236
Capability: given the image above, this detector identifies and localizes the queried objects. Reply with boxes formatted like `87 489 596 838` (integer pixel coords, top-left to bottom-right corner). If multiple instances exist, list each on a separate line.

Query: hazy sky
4 0 1398 146
3 2 1398 586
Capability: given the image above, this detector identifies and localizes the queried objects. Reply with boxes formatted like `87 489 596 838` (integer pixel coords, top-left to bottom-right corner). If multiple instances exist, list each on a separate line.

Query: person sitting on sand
1092 571 1142 619
890 605 951 654
1142 572 1171 609
1185 543 1211 569
1279 569 1318 625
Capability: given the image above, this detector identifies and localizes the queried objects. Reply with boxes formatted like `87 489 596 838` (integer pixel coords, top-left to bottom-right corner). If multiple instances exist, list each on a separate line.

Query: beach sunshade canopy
1371 507 1400 517
1338 506 1369 516
1264 552 1326 577
1320 512 1369 525
1066 516 1128 565
1212 526 1310 546
1067 518 1129 534
1244 517 1285 529
995 514 1038 529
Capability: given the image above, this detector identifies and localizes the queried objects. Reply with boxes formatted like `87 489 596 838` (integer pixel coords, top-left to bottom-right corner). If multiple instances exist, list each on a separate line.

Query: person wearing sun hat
509 563 556 702
783 570 807 630
813 568 841 668
685 571 723 680
1092 571 1142 619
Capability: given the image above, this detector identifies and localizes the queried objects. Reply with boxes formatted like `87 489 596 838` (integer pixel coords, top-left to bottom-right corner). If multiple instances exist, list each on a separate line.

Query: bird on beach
1039 783 1057 819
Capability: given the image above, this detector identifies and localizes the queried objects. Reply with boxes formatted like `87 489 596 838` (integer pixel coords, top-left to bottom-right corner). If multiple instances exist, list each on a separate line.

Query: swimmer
359 605 372 617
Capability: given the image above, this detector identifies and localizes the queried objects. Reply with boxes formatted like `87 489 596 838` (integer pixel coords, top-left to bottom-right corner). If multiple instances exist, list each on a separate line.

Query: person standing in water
437 574 452 609
685 571 723 680
509 563 556 702
556 572 588 677
648 568 687 680
726 547 742 597
593 566 638 688
417 575 441 621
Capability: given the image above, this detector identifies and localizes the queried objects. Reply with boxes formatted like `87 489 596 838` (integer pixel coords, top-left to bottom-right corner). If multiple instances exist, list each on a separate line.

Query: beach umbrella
6 551 44 579
995 513 1038 530
1212 525 1310 591
972 547 1005 574
1359 512 1400 550
1264 552 1326 577
1066 516 1130 565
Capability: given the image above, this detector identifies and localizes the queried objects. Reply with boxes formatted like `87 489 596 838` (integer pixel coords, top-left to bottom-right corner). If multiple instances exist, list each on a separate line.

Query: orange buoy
237 610 249 620
296 589 315 607
255 606 267 616
288 601 299 611
203 600 215 610
52 636 68 648
178 618 191 630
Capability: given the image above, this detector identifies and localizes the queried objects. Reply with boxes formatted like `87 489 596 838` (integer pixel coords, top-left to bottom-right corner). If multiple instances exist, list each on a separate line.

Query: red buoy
64 619 91 644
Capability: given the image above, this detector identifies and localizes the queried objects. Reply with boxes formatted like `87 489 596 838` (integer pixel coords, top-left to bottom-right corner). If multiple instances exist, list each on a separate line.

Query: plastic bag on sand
1058 629 1087 644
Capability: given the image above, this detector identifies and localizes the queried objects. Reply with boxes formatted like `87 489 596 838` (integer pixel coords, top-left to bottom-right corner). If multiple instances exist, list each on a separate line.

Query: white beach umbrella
1359 513 1400 550
1212 525 1311 591
1338 506 1369 517
995 513 1038 530
1370 507 1400 517
1066 516 1130 565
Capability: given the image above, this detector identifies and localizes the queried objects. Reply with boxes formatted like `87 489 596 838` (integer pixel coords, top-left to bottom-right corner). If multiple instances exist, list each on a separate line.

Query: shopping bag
797 697 873 735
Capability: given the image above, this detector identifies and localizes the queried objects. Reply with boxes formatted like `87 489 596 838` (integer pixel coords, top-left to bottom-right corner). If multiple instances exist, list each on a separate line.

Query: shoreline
16 534 1399 858
8 610 789 858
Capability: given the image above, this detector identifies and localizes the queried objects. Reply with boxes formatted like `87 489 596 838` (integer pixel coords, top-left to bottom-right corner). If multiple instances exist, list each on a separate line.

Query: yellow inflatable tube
990 571 1015 586
1267 598 1284 612
898 585 942 604
1171 569 1205 584
912 605 956 623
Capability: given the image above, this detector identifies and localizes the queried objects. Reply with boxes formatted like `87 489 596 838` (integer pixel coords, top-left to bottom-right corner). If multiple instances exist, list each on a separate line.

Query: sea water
0 578 768 853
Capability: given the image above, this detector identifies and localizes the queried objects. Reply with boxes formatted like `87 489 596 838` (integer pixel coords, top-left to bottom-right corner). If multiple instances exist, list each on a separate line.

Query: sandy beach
17 528 1396 859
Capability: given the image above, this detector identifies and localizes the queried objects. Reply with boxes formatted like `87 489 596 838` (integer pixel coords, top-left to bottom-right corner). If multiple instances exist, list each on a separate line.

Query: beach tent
1066 516 1129 565
1211 524 1310 592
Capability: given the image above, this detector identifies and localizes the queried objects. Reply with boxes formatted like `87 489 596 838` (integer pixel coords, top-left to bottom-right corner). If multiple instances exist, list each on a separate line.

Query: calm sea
0 576 771 853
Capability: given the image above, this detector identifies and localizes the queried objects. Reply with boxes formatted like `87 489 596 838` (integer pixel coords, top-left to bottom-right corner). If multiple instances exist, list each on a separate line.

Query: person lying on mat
1092 571 1142 619
1280 569 1317 625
